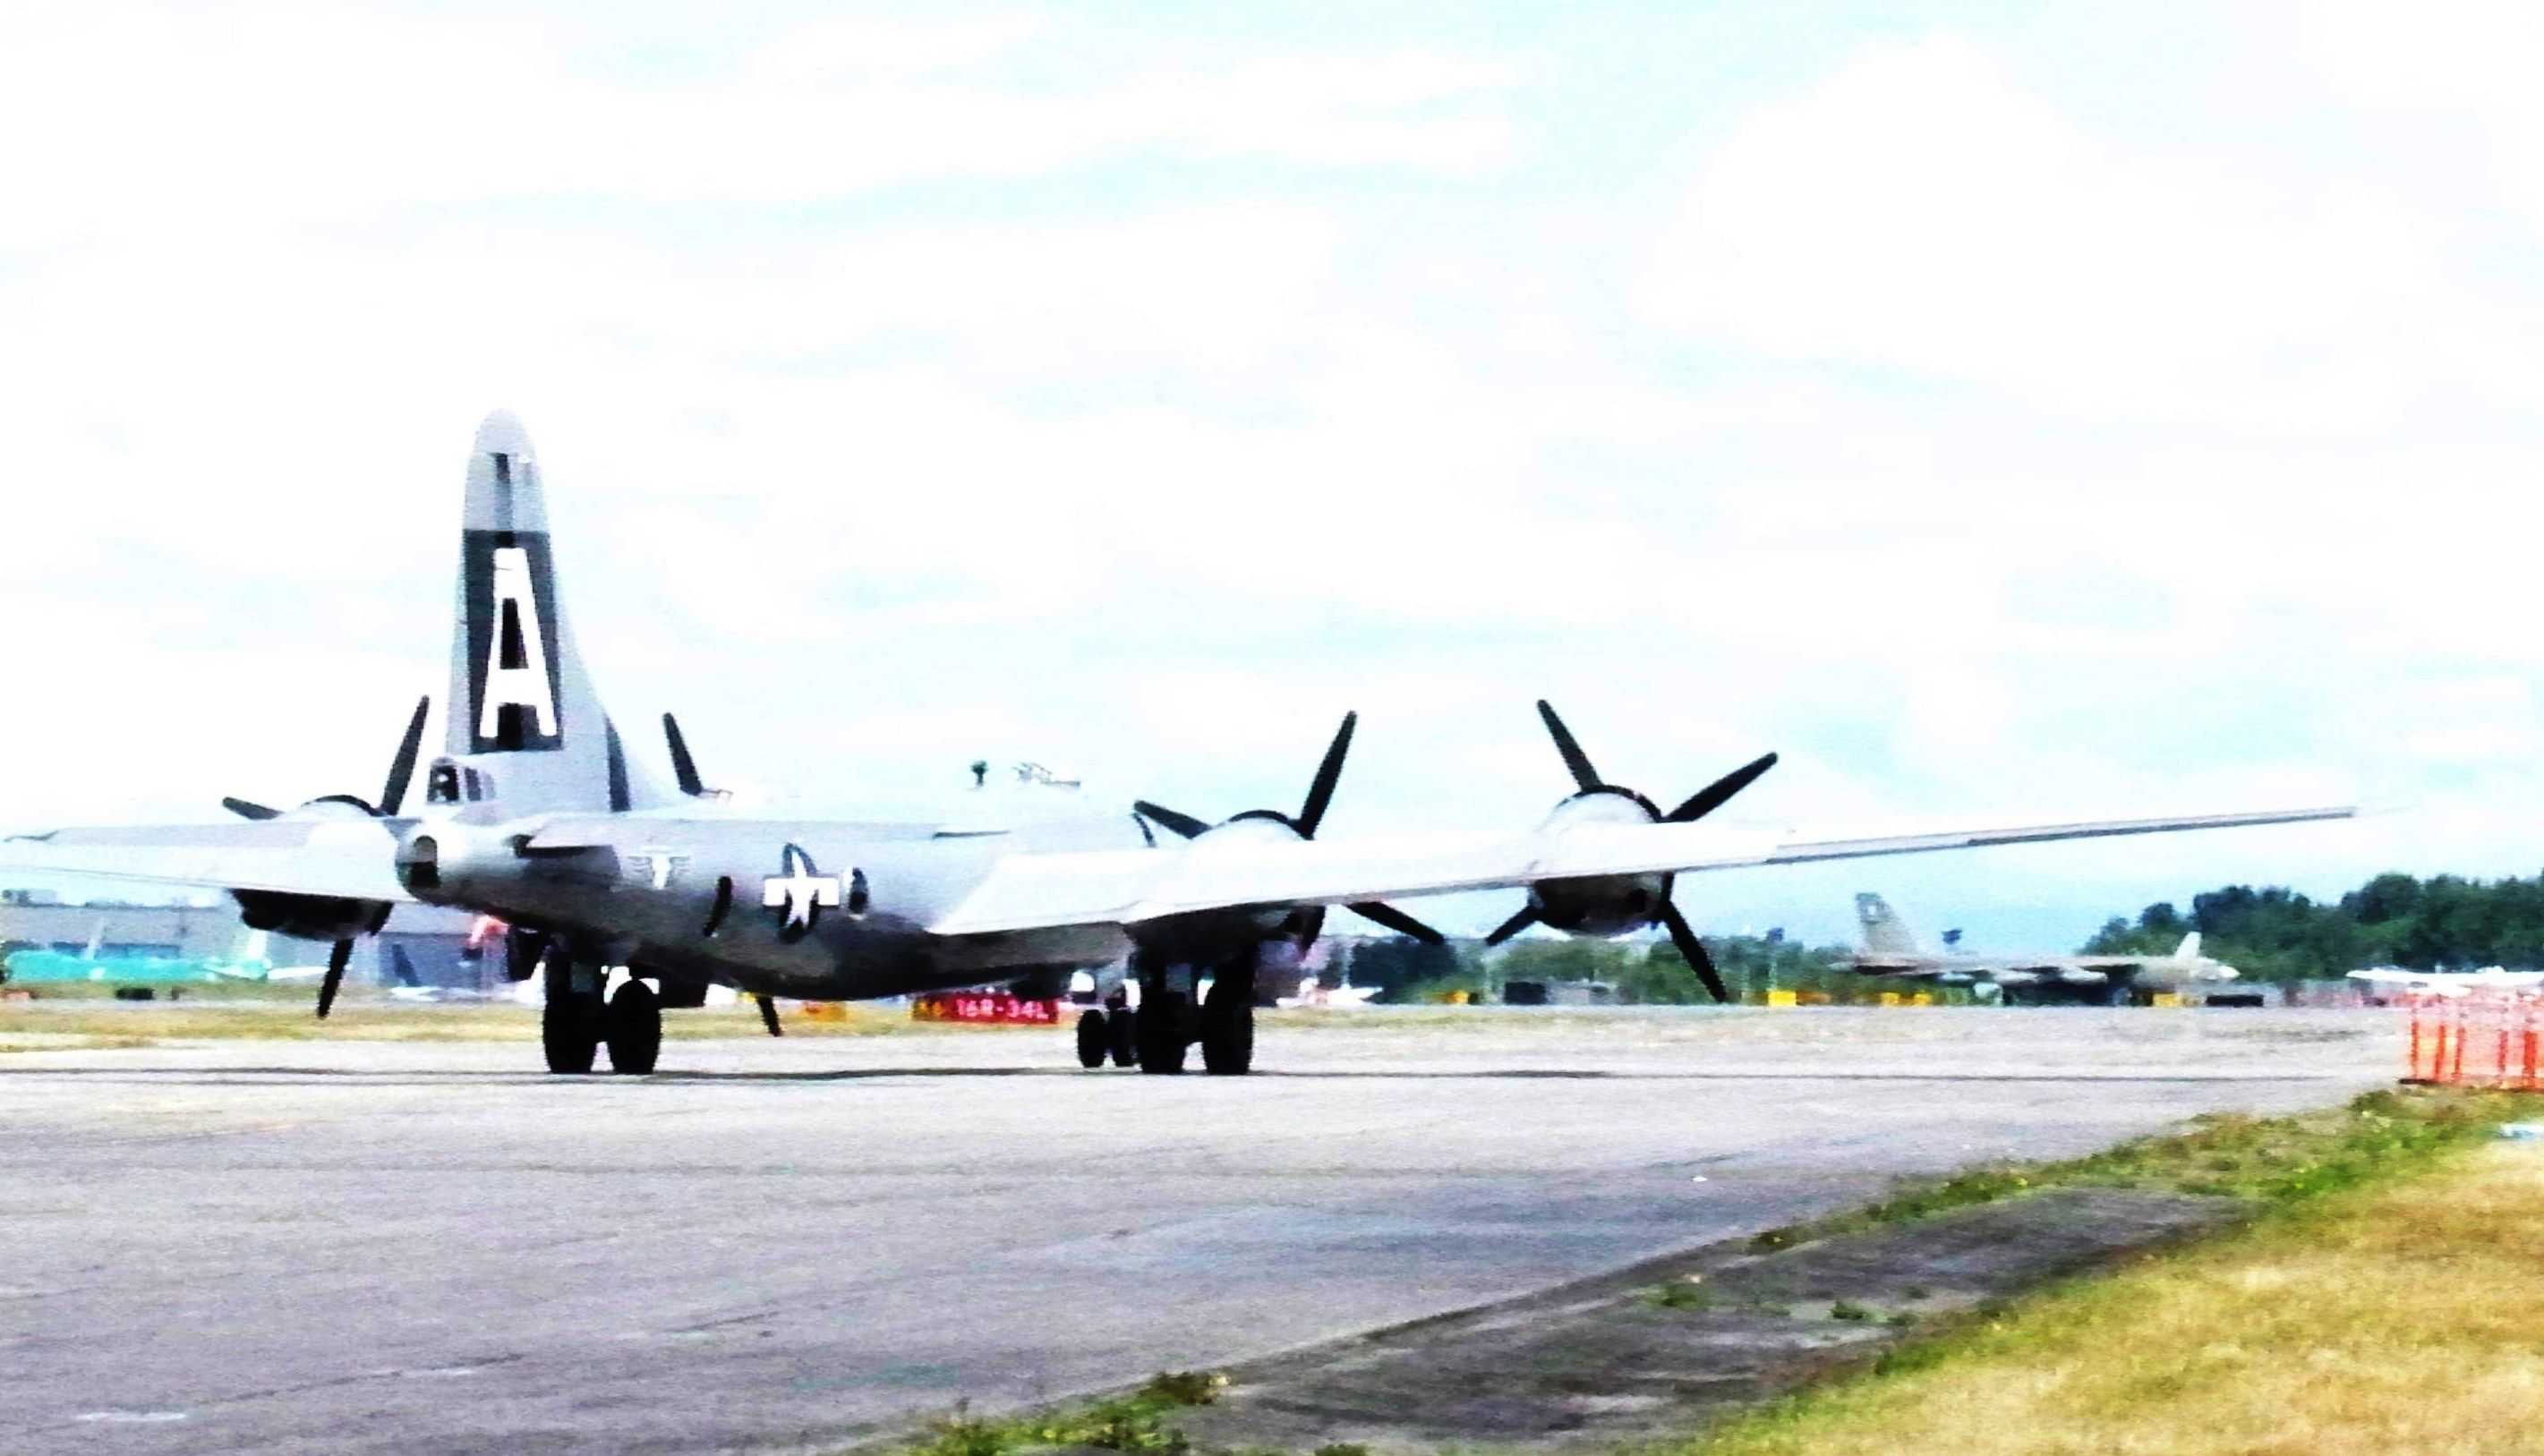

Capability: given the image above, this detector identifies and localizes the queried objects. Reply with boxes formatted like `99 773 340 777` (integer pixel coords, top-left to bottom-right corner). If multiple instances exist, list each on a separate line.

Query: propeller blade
1484 906 1540 946
1133 801 1211 839
1657 898 1731 1004
1295 711 1357 838
1345 900 1446 945
1535 700 1602 792
755 993 784 1037
316 938 354 1019
378 696 431 816
1665 751 1780 824
663 712 705 797
222 796 281 821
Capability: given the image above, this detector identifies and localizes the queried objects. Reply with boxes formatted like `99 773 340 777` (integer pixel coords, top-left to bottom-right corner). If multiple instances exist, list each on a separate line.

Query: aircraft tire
542 975 600 1075
1137 992 1188 1074
1200 975 1254 1077
1109 1009 1140 1068
1075 1009 1110 1069
605 980 662 1075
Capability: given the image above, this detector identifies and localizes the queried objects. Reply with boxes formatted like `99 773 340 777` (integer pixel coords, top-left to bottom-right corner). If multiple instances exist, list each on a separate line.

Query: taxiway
0 1007 2398 1454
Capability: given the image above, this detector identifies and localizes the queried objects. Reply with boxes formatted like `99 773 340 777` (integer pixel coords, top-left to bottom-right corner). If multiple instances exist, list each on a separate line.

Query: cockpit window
426 760 463 805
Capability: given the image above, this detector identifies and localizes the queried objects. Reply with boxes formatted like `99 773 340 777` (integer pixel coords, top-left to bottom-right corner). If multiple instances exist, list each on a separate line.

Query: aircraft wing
928 805 2352 937
0 820 414 903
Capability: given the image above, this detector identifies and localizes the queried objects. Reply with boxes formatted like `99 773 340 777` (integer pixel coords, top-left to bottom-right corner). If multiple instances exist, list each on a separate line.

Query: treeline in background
2084 871 2544 983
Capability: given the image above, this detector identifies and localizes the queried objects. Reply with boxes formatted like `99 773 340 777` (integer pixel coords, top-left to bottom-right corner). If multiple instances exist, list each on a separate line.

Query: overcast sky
6 1 2539 949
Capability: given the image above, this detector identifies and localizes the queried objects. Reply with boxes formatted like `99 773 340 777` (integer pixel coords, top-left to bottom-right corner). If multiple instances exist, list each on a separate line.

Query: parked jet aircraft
1848 891 2248 1004
2349 966 2544 998
0 413 2352 1075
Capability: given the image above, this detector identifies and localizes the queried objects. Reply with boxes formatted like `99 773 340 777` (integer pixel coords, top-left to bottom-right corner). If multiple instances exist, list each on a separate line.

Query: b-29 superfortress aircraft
0 414 2353 1076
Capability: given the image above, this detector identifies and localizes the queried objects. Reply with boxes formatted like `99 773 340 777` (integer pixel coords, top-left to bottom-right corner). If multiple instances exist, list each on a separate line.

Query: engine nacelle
1191 813 1313 939
1527 789 1669 940
229 796 397 941
232 890 393 943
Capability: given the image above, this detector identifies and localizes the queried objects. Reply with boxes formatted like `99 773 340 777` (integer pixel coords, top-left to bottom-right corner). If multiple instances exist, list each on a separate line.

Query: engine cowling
1129 711 1445 954
1488 700 1777 1004
228 796 398 942
1526 790 1669 939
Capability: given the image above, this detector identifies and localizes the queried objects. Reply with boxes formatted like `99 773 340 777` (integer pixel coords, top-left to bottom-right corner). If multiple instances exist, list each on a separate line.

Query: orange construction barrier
2403 991 2544 1090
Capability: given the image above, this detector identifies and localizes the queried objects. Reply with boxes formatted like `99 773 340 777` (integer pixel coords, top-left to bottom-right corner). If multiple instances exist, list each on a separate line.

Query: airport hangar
0 890 485 990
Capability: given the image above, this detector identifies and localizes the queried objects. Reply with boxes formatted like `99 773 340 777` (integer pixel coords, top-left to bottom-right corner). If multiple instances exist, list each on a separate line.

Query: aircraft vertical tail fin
1855 892 1922 957
431 412 668 817
2177 932 2202 959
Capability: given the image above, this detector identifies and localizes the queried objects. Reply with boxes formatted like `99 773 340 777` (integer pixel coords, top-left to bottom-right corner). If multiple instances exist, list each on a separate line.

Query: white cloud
0 4 1515 246
1646 35 2512 429
13 3 2544 950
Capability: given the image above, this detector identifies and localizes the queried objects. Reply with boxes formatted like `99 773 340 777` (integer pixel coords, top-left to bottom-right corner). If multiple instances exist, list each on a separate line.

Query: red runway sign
912 991 1063 1026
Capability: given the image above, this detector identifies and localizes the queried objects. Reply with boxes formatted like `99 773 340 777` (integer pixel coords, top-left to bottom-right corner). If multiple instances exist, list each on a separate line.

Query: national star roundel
761 842 841 942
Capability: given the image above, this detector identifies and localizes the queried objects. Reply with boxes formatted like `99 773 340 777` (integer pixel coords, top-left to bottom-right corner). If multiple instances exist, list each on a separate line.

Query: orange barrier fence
2403 992 2544 1089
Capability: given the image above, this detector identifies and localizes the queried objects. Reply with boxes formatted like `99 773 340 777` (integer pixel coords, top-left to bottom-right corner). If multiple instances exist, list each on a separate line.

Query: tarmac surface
0 1005 2399 1455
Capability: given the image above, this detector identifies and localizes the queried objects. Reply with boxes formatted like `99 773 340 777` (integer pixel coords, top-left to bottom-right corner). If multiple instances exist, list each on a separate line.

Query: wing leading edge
0 820 416 904
927 805 2353 938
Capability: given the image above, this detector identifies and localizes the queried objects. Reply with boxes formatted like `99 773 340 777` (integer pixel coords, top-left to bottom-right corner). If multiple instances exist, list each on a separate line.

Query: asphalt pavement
0 1006 2400 1455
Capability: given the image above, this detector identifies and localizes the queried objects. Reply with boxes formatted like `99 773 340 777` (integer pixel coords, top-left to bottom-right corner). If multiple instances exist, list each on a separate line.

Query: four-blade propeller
222 696 432 1019
1135 711 1446 946
1483 700 1777 1004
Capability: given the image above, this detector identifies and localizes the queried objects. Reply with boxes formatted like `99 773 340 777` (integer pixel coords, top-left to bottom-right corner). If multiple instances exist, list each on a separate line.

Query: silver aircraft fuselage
397 807 1240 1000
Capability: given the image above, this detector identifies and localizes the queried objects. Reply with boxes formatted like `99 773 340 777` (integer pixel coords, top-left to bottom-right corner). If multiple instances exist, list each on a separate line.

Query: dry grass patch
1689 1100 2544 1456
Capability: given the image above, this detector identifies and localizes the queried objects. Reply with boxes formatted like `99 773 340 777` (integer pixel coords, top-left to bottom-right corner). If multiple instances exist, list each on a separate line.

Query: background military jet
1848 890 2249 1005
0 414 2349 1075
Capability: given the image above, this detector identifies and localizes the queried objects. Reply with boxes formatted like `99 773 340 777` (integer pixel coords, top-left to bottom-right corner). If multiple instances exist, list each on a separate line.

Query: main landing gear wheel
1109 1009 1140 1068
1201 966 1255 1077
541 961 600 1075
605 980 662 1075
1075 1009 1111 1069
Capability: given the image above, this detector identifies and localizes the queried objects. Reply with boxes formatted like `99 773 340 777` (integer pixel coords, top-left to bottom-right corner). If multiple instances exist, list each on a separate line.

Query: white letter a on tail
478 546 558 741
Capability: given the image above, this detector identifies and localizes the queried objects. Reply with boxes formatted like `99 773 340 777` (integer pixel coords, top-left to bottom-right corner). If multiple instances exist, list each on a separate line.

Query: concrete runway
0 1007 2399 1455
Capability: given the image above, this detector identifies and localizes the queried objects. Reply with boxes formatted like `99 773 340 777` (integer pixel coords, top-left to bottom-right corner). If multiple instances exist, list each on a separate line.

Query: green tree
2090 870 2544 981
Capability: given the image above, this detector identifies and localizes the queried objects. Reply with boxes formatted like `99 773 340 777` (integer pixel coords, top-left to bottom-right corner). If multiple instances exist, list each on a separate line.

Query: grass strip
1744 1085 2522 1252
901 1371 1231 1456
1685 1086 2544 1456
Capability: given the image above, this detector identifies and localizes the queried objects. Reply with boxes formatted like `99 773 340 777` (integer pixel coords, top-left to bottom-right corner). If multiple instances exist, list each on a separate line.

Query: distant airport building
0 890 485 989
